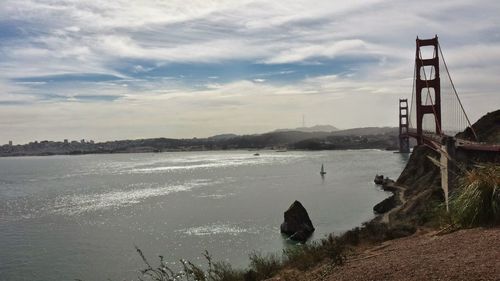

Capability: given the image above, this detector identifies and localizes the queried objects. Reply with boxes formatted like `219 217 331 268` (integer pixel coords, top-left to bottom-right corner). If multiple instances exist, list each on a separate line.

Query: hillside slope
323 227 500 281
456 109 500 143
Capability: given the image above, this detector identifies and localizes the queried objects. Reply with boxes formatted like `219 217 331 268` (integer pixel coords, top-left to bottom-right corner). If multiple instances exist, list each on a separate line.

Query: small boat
254 153 260 156
320 164 326 175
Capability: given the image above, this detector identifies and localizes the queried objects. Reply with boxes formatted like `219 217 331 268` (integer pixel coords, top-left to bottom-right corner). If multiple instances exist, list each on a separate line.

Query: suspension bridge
398 35 499 153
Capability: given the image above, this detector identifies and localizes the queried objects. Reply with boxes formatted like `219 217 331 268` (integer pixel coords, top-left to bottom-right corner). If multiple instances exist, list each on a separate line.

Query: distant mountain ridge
272 125 339 133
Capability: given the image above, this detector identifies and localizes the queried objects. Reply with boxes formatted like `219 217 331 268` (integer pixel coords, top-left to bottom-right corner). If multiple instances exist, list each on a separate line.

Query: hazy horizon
4 123 393 145
1 1 500 144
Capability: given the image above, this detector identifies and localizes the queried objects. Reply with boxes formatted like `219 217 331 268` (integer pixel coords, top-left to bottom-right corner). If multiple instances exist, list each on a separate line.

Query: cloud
263 39 369 64
0 0 499 143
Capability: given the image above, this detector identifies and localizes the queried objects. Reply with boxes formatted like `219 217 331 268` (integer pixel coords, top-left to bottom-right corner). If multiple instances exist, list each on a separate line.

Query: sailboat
320 164 326 176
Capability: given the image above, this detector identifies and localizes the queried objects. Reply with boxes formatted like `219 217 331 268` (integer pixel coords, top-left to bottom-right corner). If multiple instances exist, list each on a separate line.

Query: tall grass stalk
450 164 500 227
134 232 351 281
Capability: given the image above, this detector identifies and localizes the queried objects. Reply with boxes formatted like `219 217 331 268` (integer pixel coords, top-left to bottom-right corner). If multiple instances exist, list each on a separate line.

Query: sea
0 150 408 281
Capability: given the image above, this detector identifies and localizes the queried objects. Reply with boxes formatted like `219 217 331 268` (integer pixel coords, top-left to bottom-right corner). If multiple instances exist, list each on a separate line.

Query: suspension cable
409 61 416 128
438 42 479 141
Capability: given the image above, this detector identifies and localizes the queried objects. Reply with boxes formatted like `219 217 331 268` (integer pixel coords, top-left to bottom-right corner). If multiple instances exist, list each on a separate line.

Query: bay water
0 150 408 280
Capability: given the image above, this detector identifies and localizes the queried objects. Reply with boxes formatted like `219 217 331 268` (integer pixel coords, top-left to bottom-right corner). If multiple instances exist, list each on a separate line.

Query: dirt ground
268 227 500 281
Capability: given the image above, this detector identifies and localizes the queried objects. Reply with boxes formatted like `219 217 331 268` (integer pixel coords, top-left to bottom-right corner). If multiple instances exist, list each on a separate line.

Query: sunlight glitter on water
177 223 261 236
50 179 213 216
126 153 302 174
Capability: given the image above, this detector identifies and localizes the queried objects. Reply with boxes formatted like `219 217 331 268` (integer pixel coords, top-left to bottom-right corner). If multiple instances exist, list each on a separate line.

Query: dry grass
450 164 500 227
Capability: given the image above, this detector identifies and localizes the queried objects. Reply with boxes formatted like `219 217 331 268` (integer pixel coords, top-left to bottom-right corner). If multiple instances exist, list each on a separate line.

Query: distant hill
329 127 398 136
456 109 500 143
291 127 399 151
273 125 339 133
217 126 399 151
207 134 238 141
220 130 333 148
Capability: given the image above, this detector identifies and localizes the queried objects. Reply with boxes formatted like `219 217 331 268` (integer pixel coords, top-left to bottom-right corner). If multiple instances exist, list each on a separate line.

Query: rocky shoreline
372 177 399 216
265 144 498 280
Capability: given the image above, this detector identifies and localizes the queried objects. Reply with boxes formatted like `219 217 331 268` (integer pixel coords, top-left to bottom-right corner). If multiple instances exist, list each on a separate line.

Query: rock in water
280 200 315 242
374 174 384 185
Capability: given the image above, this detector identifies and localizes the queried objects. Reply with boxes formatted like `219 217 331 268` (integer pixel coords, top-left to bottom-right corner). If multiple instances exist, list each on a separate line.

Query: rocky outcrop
280 200 315 242
375 175 396 190
381 178 396 192
373 195 397 214
374 175 384 185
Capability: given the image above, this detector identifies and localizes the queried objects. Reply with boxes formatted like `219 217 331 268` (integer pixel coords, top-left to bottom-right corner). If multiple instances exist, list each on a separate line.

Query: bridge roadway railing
455 139 500 152
402 128 500 152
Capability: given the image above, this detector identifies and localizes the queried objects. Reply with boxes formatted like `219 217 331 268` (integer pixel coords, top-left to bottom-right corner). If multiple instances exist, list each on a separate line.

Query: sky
1 0 499 144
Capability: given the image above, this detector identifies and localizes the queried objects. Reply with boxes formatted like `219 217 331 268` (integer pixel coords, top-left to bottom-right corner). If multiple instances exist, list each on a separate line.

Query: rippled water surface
0 150 408 280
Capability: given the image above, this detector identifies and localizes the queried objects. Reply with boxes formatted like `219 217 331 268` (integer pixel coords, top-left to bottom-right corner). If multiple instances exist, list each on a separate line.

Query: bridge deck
402 130 500 152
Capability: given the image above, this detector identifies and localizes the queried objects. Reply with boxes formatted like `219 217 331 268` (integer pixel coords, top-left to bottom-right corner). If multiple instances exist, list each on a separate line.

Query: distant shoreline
0 147 397 158
0 127 400 158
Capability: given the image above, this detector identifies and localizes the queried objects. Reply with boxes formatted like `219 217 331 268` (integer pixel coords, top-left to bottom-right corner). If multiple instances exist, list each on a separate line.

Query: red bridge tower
415 36 442 144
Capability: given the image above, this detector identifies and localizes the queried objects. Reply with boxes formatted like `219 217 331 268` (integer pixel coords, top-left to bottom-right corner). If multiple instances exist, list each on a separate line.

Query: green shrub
319 234 348 265
339 227 361 245
248 252 282 280
210 261 245 281
359 221 388 242
450 164 500 227
282 234 348 271
282 244 321 270
416 195 449 226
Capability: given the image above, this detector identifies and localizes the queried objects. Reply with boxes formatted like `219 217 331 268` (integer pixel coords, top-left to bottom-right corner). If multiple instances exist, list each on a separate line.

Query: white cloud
263 39 368 64
0 0 499 142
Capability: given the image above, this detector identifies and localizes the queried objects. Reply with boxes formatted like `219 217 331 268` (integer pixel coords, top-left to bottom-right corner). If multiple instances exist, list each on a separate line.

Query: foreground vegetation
135 235 347 281
450 164 500 227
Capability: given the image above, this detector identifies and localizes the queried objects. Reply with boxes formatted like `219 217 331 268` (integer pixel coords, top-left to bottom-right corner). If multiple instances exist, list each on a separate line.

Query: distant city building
64 139 68 144
8 141 12 146
89 140 95 144
81 139 85 144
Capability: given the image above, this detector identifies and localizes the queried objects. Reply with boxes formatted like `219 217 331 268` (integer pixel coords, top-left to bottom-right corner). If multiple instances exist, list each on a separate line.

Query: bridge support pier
443 136 457 189
399 99 410 153
440 136 457 211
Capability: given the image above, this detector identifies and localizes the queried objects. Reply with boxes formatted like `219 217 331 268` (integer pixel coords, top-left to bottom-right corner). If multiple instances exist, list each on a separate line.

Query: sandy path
381 183 406 224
